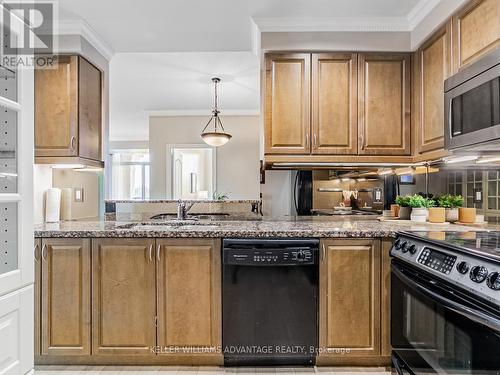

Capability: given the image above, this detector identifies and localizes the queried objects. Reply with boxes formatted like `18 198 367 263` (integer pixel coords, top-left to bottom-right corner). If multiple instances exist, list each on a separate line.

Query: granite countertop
106 199 259 204
34 216 493 239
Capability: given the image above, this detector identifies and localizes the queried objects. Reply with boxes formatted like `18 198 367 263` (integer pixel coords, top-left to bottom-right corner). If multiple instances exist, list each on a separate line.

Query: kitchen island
34 217 489 367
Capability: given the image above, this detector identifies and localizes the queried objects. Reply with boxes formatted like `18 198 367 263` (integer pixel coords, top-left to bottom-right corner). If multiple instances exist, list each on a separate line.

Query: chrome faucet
177 200 195 220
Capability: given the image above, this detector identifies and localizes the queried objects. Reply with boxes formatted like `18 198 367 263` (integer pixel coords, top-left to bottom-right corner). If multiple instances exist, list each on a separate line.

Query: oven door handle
393 266 500 334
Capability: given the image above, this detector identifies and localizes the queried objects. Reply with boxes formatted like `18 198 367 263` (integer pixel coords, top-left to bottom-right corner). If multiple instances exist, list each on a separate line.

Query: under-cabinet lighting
377 168 394 176
476 155 500 164
73 167 103 172
341 178 351 182
395 167 415 175
356 178 366 182
51 164 85 169
444 155 479 164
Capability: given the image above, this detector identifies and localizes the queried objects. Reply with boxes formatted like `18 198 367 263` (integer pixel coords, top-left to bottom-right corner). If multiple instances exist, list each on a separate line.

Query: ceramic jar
459 207 476 223
410 208 428 223
445 208 459 222
428 207 446 223
399 206 411 220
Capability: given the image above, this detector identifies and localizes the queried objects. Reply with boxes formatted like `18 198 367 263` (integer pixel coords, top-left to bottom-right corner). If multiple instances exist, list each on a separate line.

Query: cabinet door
358 54 411 155
415 25 451 153
41 238 91 355
92 238 156 355
35 56 78 157
156 239 221 355
319 239 381 358
34 239 41 356
265 53 311 154
78 57 102 161
452 0 500 72
312 53 357 155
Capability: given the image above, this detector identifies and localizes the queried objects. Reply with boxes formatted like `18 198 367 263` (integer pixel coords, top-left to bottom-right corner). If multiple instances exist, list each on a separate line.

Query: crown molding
146 109 260 117
252 16 410 33
58 19 114 60
407 0 441 30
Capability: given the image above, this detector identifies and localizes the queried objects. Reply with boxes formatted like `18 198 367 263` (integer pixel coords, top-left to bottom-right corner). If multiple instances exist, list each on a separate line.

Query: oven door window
392 264 500 374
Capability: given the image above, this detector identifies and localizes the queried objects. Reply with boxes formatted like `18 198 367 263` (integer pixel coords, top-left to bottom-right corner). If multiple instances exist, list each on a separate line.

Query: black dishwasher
222 238 319 366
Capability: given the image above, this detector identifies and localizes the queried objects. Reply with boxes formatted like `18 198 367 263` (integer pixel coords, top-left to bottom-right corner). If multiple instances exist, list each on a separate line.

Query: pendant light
200 77 232 147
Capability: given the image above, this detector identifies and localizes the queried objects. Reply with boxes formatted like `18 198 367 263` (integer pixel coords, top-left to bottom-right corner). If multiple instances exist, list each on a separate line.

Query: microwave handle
393 265 500 333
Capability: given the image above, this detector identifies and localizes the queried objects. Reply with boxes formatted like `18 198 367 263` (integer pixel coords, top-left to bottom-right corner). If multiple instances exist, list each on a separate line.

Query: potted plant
395 195 412 219
408 194 434 222
436 194 464 222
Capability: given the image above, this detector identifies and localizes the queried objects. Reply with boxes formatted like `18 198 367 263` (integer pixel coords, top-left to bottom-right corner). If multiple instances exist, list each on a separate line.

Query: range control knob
456 261 470 274
470 266 488 283
400 241 409 253
408 244 417 255
296 251 306 261
487 272 500 290
394 239 402 250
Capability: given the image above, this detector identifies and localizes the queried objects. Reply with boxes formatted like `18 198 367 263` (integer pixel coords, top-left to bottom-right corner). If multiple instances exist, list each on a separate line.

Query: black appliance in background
384 174 398 210
390 231 500 375
294 171 313 215
222 238 319 366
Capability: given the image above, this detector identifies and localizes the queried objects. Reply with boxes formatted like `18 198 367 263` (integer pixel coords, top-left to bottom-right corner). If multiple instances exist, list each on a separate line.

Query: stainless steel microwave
444 48 500 151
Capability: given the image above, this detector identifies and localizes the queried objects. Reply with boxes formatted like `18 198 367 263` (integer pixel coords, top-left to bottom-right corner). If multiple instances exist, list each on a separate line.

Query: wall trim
58 19 114 60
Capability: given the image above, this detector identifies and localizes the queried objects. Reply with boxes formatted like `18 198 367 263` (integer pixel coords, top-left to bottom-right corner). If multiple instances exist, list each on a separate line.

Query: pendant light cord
201 78 227 134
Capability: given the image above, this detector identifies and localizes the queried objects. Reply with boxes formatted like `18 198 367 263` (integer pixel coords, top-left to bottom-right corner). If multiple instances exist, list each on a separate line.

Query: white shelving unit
0 6 34 375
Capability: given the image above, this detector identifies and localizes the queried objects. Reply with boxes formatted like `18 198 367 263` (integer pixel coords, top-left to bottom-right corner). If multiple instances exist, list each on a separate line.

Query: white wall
149 116 260 200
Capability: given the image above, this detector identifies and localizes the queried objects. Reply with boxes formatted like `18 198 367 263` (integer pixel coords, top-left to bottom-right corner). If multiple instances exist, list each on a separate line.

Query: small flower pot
399 206 411 220
411 208 428 223
459 207 476 223
445 208 459 222
428 207 446 223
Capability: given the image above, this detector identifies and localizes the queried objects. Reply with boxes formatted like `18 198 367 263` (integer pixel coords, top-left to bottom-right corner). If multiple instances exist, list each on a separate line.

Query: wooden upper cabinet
358 54 411 156
156 239 221 356
92 238 156 355
265 53 311 154
452 0 500 73
319 239 381 359
40 238 91 356
35 55 102 161
78 57 102 161
415 25 451 154
35 56 78 157
312 53 358 155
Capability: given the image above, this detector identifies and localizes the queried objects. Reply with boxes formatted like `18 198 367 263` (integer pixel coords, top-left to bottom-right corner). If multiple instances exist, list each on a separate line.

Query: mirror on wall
171 146 216 199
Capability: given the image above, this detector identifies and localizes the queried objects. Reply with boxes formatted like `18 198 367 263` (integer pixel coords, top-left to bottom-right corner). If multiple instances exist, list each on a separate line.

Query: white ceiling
55 0 466 141
109 52 259 141
58 0 424 52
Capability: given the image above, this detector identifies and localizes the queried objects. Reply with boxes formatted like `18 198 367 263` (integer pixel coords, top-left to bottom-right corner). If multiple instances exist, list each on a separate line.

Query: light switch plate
74 188 84 202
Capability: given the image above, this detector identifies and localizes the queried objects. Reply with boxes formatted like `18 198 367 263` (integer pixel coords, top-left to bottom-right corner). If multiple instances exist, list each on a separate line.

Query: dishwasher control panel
225 249 315 265
223 239 319 266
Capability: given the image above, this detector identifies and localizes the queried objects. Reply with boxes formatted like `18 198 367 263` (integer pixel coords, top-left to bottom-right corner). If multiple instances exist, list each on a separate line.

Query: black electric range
390 231 500 375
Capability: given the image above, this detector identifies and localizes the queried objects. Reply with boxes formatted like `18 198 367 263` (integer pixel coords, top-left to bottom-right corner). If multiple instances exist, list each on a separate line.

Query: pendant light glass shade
201 78 232 147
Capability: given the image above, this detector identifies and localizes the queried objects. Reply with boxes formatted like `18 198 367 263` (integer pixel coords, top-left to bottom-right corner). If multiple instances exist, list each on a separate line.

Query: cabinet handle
321 244 326 262
148 244 153 262
305 133 309 148
34 243 40 262
70 136 76 150
156 244 161 261
41 244 47 262
313 134 317 149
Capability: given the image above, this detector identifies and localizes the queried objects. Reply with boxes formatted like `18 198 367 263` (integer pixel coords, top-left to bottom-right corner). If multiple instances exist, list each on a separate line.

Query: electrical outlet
74 188 84 202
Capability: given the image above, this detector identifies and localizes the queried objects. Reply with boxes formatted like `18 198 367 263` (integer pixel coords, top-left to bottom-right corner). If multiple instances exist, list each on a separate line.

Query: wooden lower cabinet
318 238 389 366
92 238 156 356
156 239 222 360
40 238 91 356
